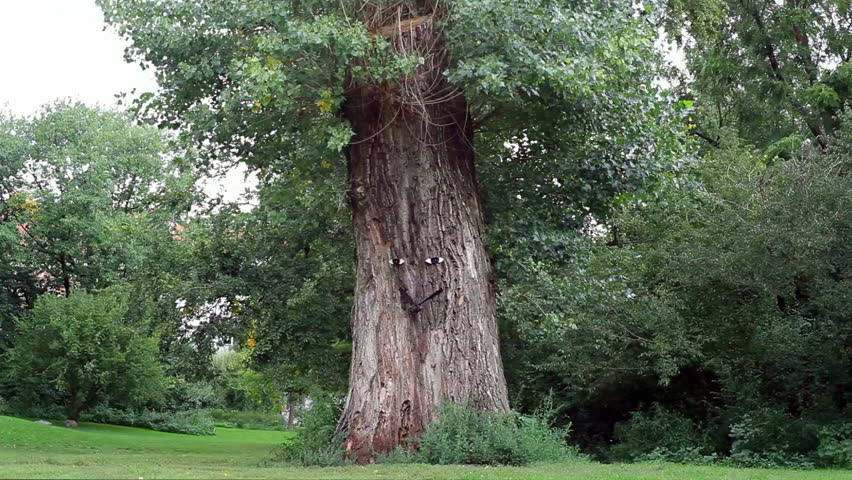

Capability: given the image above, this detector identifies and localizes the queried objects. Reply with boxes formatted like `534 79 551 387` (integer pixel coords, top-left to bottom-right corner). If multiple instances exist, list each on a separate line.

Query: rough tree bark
336 8 509 464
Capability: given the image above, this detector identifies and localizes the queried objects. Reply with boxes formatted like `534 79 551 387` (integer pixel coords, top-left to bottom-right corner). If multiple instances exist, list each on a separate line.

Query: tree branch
746 3 828 151
691 129 720 147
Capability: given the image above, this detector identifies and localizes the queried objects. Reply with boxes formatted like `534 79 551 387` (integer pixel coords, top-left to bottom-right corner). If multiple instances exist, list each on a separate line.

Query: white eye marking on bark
390 258 405 265
424 257 444 265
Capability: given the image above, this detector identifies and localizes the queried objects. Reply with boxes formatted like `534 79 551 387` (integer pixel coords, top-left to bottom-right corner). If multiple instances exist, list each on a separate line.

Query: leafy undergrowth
1 415 851 479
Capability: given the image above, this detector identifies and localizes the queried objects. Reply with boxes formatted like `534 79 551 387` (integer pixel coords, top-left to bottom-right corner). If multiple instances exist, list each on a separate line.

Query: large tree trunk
338 29 509 459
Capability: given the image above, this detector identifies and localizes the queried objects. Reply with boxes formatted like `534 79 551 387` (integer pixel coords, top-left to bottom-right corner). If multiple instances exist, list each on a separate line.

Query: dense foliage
664 0 852 151
500 123 851 463
488 0 852 466
0 102 197 368
177 180 353 396
0 102 193 296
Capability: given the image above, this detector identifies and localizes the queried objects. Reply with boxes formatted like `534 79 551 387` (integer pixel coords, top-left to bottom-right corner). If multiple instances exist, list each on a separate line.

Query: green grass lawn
1 415 849 479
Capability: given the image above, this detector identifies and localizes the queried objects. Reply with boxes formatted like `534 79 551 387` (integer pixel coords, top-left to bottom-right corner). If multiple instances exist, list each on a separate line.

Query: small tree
3 290 166 421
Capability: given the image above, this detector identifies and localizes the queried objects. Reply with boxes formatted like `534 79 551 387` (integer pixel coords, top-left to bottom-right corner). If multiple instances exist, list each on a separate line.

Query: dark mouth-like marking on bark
399 286 444 313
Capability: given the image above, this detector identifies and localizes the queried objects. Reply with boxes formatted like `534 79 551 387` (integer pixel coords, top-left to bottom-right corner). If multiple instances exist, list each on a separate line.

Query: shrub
609 405 712 462
635 446 718 465
416 403 524 465
378 445 421 464
413 403 581 466
166 380 222 411
816 423 852 468
207 408 285 426
517 414 582 463
8 403 66 420
277 400 581 466
725 450 815 470
82 406 215 435
726 408 818 469
276 396 347 466
2 291 166 421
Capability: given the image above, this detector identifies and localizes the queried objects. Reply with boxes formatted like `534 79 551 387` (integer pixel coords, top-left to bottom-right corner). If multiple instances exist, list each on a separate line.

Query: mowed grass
1 415 850 480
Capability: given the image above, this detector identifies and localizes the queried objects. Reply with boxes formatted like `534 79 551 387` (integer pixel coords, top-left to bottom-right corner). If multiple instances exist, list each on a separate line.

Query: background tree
0 102 204 416
500 127 851 456
478 0 852 462
172 181 353 396
665 0 852 151
0 101 196 299
0 111 38 351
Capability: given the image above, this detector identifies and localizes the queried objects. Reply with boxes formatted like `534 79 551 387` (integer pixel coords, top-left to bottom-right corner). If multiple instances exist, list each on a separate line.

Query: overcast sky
0 0 157 116
0 0 255 202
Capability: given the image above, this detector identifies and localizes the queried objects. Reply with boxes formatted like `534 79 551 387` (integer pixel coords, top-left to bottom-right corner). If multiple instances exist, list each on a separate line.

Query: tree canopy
99 0 684 213
666 0 852 151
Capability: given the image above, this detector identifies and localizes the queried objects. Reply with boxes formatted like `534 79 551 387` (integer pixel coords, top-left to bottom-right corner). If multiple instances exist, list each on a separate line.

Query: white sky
0 0 254 204
0 0 157 116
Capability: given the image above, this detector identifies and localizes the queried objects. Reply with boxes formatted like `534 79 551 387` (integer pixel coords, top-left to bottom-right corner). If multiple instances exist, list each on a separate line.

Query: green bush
725 450 815 470
2 291 166 421
416 403 523 465
276 396 347 466
166 380 222 411
726 408 818 469
412 403 581 466
9 404 66 421
610 405 712 462
518 414 582 463
277 400 581 467
207 408 285 426
82 406 214 435
816 423 852 468
635 446 718 465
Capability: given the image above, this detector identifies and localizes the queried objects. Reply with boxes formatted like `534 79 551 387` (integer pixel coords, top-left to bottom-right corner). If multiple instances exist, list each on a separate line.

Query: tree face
338 32 511 455
99 0 685 460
